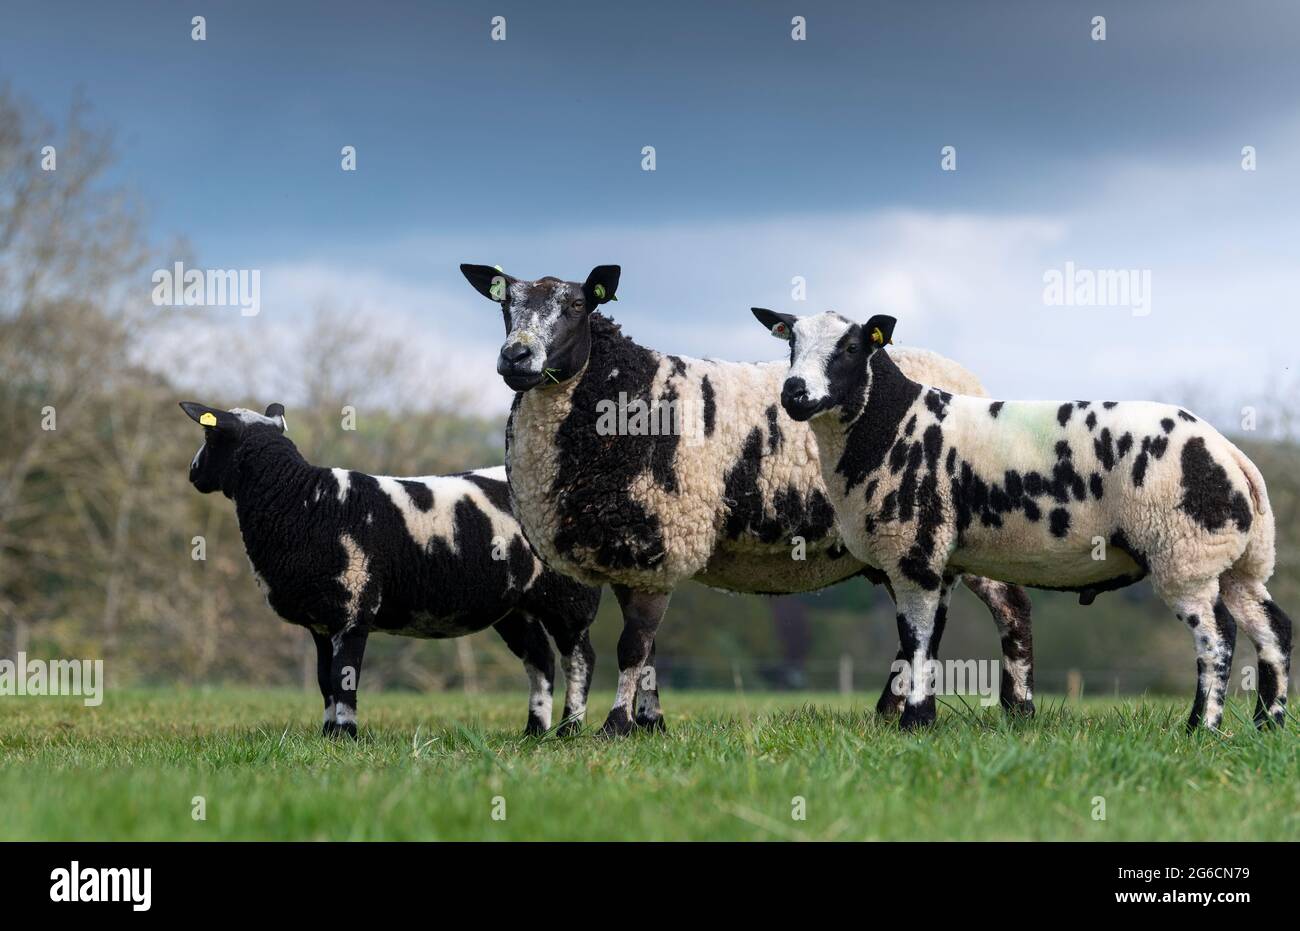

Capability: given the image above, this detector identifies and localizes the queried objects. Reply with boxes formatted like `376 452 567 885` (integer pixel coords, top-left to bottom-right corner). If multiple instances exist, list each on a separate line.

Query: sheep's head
459 264 620 391
179 401 287 495
751 308 897 422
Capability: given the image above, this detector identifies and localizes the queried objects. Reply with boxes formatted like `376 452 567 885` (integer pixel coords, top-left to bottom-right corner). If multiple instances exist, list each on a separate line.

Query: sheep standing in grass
180 401 601 737
760 308 1292 732
459 263 1036 735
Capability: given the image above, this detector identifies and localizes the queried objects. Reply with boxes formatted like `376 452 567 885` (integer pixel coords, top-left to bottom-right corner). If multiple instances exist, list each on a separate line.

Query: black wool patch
924 390 949 421
1131 451 1149 486
1089 473 1104 500
1177 436 1251 532
1161 418 1175 434
548 313 672 571
1094 428 1116 471
1178 409 1197 422
989 401 1004 418
1116 433 1134 460
461 473 511 514
1049 508 1071 537
398 480 434 511
766 404 784 454
1102 401 1118 409
700 375 716 437
1085 411 1097 431
836 351 922 492
1057 403 1073 427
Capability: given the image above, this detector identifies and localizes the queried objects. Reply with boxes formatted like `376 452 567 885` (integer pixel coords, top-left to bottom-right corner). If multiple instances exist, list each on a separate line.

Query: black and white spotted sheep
459 263 1036 736
762 308 1292 732
180 401 601 737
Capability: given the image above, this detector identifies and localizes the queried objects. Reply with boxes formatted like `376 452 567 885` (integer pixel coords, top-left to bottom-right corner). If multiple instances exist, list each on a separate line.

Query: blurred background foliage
2 88 1296 699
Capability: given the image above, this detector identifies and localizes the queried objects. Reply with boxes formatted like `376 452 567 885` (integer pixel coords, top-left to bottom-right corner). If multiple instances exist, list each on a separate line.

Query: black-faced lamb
459 263 1036 735
759 308 1292 732
180 401 601 737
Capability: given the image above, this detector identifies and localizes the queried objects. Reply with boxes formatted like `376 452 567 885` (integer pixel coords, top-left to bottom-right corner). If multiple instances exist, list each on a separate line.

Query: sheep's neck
229 438 318 546
813 350 926 489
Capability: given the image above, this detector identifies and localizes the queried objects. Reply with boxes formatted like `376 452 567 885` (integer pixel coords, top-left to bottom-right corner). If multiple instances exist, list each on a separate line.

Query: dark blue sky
3 0 1298 412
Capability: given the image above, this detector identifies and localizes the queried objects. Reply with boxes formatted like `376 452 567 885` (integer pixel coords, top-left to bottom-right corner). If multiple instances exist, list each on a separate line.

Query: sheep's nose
782 377 810 406
780 377 819 421
498 342 533 369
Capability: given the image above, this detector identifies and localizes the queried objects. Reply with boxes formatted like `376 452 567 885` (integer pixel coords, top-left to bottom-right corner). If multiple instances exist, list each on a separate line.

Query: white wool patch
332 467 352 503
229 407 285 430
336 532 370 624
371 472 536 584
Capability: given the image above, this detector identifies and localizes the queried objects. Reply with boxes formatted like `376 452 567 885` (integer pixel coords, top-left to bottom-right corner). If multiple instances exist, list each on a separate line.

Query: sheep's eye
572 299 585 310
846 343 860 354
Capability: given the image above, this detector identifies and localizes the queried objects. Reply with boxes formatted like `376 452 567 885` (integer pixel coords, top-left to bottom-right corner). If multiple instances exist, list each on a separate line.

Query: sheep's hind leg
311 631 337 736
1220 573 1291 729
329 623 370 740
493 610 556 736
1162 581 1236 733
600 586 670 737
894 583 946 731
962 576 1036 716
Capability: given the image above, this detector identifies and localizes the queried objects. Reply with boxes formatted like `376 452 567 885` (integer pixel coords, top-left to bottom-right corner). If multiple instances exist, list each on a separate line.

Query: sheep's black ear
751 307 797 341
264 403 287 432
460 264 515 303
179 401 240 432
583 265 620 305
864 314 897 348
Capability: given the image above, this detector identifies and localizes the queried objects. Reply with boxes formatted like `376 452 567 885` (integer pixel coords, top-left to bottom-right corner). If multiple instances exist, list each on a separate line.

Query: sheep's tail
1224 440 1275 583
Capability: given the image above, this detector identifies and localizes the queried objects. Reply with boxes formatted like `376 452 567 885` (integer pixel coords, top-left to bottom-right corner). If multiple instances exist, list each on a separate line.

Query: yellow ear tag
871 327 885 345
199 412 217 427
593 284 607 301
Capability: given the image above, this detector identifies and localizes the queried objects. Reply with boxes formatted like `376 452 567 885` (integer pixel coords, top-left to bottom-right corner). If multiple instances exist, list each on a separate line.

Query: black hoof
321 720 337 737
555 718 584 737
899 701 936 731
876 692 905 718
1254 702 1286 730
334 721 358 740
523 715 548 737
1001 698 1036 717
598 708 634 738
633 713 667 733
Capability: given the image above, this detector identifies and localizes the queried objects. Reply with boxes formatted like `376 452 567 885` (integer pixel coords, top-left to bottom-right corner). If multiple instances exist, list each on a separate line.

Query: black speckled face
460 264 620 392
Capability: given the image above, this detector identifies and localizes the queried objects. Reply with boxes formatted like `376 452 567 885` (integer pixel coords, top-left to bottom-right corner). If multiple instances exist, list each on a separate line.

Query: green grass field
1 688 1296 841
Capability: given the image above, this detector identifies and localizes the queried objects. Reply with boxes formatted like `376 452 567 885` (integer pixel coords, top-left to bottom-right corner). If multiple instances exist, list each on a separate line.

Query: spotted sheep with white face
761 308 1292 732
180 401 601 737
461 263 1038 735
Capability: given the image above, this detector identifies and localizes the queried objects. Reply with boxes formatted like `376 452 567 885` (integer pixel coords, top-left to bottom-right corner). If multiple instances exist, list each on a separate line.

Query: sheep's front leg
600 586 670 737
894 585 945 730
634 640 666 731
330 624 370 739
877 584 949 717
311 631 337 736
